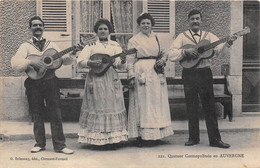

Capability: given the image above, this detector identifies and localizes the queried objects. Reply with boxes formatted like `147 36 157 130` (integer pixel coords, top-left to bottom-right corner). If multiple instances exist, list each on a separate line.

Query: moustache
192 23 199 26
34 28 43 32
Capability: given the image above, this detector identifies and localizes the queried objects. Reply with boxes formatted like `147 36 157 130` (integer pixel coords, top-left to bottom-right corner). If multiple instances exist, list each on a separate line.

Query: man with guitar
11 16 76 154
167 10 238 148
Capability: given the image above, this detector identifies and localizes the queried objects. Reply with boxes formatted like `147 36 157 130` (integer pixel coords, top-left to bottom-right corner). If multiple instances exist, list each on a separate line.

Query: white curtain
111 0 133 50
80 0 103 33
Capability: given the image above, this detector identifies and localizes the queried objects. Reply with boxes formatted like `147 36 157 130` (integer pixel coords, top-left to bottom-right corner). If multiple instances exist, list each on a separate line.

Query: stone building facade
0 0 256 121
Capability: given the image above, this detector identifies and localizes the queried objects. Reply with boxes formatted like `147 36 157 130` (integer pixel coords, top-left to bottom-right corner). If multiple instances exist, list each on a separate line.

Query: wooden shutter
147 0 170 33
42 0 67 32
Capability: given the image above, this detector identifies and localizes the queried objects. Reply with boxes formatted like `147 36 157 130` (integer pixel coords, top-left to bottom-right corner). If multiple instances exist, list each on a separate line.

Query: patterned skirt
78 67 128 145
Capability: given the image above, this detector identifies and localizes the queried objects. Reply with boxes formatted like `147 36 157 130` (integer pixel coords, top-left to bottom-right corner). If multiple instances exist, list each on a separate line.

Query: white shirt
11 37 74 73
77 39 126 70
167 30 230 68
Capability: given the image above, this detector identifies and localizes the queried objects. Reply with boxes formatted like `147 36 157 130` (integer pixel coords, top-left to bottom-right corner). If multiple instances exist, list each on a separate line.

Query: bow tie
33 38 46 51
99 38 108 42
193 33 201 37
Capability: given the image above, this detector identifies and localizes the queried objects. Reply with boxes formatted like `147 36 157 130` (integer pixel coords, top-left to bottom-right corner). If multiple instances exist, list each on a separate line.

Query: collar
189 29 201 36
97 38 110 43
139 31 156 38
33 36 44 41
99 38 108 42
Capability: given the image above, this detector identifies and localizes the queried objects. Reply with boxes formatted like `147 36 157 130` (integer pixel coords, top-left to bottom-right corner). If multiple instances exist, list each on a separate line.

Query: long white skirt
128 59 173 140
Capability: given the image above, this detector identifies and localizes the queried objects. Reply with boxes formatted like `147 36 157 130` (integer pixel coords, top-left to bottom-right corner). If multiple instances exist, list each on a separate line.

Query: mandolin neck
111 52 123 59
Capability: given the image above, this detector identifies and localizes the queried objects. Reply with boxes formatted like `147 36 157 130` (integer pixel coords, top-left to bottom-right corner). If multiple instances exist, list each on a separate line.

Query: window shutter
42 0 67 32
147 0 170 33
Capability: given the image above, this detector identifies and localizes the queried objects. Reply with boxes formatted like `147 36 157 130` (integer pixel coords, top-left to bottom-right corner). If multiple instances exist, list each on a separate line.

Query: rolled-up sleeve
208 32 230 57
112 45 126 70
167 34 185 62
11 43 32 72
77 45 92 68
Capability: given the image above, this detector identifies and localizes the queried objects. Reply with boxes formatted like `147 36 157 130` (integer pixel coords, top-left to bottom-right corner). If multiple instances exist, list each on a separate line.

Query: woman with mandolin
167 9 239 148
77 19 128 149
127 13 173 147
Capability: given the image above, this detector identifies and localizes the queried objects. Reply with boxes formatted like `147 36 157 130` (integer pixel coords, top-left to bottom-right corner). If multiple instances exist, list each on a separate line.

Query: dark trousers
25 77 66 151
182 67 221 143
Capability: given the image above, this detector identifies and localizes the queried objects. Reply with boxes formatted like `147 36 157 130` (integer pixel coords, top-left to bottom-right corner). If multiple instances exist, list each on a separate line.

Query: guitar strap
42 40 50 51
189 29 201 44
201 31 209 41
155 35 161 56
183 31 197 44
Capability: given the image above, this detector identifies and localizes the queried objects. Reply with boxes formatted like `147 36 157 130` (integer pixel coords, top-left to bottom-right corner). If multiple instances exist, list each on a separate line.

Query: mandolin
89 48 137 76
26 36 96 80
180 27 250 69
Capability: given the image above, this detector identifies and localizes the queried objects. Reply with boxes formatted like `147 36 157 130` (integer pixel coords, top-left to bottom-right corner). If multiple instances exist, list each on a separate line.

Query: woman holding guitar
77 19 128 149
167 10 238 148
127 13 173 147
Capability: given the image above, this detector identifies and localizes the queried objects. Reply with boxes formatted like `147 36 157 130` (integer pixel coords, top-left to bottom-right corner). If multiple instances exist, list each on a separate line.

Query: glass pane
243 2 260 62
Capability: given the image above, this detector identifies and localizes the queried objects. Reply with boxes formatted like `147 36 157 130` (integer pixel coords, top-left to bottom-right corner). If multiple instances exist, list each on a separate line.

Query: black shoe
185 140 199 146
106 144 117 150
210 140 230 148
136 137 143 148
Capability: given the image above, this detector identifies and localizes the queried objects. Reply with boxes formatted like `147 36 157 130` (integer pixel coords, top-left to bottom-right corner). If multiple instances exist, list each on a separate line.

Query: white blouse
77 39 126 70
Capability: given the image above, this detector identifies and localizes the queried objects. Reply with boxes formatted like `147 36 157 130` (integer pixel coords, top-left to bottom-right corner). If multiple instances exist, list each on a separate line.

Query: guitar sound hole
198 47 205 54
44 57 52 65
102 58 107 63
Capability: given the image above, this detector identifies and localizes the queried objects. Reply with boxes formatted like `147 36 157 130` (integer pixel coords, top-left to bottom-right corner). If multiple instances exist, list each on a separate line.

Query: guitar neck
203 36 230 51
52 46 76 60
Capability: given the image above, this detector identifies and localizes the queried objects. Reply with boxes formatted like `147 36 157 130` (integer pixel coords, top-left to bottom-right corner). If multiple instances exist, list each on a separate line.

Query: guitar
26 36 96 80
180 27 250 69
89 48 137 76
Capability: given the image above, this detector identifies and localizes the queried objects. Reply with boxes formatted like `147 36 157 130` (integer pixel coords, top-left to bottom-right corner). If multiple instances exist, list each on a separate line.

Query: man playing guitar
11 16 75 154
167 10 237 148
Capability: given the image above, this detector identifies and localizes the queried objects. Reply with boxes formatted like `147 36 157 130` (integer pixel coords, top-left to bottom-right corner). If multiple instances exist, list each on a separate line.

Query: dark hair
188 10 202 18
137 13 155 27
29 16 44 27
93 18 113 34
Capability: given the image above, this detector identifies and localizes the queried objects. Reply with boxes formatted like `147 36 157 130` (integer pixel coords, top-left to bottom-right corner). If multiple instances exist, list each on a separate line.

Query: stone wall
0 0 36 77
0 0 36 120
0 77 29 120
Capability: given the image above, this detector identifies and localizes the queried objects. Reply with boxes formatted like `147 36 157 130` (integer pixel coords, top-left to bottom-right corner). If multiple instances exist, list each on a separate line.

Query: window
37 0 73 78
243 1 260 65
76 0 134 75
78 0 133 50
147 0 170 33
39 0 68 32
